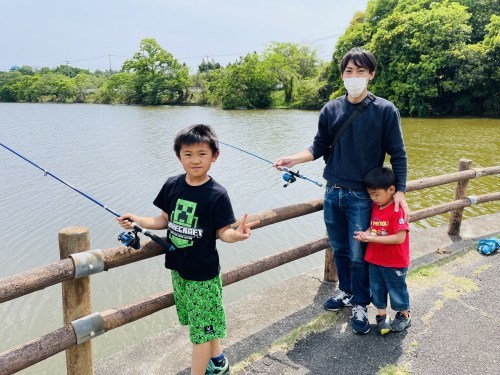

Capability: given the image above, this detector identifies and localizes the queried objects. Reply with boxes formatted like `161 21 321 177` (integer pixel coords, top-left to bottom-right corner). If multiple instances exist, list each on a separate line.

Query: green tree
206 53 277 109
327 0 499 116
198 58 221 73
122 38 189 104
31 73 77 102
0 72 22 101
11 74 40 102
369 1 473 115
479 14 500 115
94 72 135 104
53 65 90 78
17 65 35 76
262 42 319 104
292 62 331 109
73 73 104 103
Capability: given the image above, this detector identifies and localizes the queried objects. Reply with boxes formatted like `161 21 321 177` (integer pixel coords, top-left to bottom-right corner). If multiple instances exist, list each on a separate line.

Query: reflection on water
0 104 498 374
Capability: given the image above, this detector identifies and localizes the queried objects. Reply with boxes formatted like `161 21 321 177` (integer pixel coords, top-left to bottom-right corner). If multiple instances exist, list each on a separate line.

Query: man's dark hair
340 47 377 74
174 124 219 157
364 167 395 190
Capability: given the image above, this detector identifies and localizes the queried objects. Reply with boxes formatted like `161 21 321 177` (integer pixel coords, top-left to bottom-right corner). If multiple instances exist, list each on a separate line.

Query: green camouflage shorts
171 270 227 344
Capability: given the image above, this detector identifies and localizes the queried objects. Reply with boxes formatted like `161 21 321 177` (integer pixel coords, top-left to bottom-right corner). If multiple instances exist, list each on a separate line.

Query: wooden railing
0 159 499 375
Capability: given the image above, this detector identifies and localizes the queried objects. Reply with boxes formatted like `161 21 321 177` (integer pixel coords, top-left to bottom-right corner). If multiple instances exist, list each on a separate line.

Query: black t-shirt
153 174 236 281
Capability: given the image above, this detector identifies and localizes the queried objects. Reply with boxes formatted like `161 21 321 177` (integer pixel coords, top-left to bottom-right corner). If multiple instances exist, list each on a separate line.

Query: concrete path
95 213 500 375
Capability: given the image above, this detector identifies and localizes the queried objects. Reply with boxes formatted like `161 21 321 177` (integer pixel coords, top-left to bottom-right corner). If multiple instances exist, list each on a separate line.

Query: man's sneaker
351 305 370 334
323 290 352 311
205 358 230 375
391 311 411 332
376 314 392 335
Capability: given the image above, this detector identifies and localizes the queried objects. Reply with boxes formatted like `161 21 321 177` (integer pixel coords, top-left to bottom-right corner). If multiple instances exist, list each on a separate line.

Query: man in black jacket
274 47 408 334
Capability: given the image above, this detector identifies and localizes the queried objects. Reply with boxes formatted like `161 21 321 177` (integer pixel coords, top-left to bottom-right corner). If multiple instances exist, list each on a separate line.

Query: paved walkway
96 213 500 375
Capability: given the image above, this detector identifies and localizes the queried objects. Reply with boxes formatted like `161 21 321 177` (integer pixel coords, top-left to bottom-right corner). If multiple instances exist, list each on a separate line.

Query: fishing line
0 141 169 250
219 141 323 188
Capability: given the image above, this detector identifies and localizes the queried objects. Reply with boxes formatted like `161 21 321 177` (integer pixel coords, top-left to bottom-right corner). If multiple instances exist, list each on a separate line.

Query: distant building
10 65 20 71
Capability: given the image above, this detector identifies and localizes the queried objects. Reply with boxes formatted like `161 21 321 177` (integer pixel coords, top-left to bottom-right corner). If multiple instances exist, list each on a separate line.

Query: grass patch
378 364 411 375
271 312 338 352
441 276 478 300
473 263 494 276
408 264 438 281
232 312 338 373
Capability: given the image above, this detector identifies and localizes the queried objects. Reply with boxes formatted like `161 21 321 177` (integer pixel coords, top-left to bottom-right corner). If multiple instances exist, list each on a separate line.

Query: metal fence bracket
71 312 105 345
468 195 478 205
69 249 105 278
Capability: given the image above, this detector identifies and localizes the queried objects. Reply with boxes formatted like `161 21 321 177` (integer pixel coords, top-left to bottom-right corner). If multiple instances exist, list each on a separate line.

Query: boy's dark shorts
171 270 227 344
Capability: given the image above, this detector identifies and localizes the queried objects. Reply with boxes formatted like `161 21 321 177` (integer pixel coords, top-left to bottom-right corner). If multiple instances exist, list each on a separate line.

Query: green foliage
262 42 320 104
52 65 90 78
330 0 500 116
122 38 189 105
73 73 105 103
2 3 497 114
17 65 35 76
94 72 135 104
0 71 22 101
292 63 332 109
206 53 277 109
198 58 221 73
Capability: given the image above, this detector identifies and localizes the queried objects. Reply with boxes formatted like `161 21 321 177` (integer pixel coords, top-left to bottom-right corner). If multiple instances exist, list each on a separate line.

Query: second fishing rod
219 141 323 188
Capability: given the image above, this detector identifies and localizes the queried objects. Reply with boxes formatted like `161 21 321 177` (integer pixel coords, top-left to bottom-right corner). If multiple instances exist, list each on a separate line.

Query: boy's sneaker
375 314 392 335
351 305 370 334
391 311 411 332
323 290 352 311
205 358 230 375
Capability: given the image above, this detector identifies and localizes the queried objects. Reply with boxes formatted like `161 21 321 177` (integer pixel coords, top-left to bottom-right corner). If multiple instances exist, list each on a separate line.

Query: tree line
0 0 498 116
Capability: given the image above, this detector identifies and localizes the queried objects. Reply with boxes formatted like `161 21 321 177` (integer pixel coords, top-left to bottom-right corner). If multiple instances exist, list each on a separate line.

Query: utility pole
108 54 112 72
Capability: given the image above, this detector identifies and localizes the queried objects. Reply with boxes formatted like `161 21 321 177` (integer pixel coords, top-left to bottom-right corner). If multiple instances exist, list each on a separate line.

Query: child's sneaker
205 358 230 375
391 311 411 332
375 314 392 335
351 305 370 334
323 290 352 311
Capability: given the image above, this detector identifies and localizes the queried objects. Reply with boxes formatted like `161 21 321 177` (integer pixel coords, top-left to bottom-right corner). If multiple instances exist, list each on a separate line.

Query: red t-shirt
364 202 410 268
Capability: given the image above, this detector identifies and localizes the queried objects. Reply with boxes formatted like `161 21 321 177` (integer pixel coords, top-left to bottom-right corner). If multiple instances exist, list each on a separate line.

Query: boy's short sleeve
153 178 173 213
213 192 236 230
392 209 410 234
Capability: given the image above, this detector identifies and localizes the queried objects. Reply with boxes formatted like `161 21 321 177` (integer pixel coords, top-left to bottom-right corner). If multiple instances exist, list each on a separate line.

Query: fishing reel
118 229 141 250
282 170 298 187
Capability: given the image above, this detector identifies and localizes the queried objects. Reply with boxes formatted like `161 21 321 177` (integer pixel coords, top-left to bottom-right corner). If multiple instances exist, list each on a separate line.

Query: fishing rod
0 141 170 251
219 141 323 188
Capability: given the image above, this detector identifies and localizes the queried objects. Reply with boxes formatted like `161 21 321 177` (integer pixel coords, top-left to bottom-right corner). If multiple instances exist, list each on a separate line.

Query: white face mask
343 77 368 98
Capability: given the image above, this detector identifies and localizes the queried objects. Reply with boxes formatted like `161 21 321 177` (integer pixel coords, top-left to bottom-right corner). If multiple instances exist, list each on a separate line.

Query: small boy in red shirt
354 166 411 335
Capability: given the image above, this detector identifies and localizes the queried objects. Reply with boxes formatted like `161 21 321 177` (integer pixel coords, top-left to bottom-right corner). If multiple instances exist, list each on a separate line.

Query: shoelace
334 290 349 301
352 306 367 321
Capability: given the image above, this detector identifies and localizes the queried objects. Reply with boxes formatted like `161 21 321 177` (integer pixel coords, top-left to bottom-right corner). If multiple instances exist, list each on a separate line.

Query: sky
0 0 369 73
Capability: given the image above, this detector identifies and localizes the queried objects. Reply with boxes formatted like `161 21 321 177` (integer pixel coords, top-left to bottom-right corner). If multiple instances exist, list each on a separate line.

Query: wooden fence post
323 246 338 282
59 226 94 375
448 159 473 236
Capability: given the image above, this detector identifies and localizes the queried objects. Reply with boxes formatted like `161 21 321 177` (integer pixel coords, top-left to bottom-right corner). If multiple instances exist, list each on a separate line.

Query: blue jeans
369 263 410 311
324 184 372 306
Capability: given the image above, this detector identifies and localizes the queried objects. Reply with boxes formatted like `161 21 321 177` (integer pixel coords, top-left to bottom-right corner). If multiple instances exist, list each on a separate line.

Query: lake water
0 103 499 374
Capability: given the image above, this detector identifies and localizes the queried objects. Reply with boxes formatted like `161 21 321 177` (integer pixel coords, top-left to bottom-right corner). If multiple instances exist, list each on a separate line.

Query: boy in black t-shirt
118 124 258 375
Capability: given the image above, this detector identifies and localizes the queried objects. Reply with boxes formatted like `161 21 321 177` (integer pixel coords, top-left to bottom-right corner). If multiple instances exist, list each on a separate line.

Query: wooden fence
0 159 499 375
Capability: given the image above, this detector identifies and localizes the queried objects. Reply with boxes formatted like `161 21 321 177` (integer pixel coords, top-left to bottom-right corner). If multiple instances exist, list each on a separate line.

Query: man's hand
394 191 409 222
273 150 314 170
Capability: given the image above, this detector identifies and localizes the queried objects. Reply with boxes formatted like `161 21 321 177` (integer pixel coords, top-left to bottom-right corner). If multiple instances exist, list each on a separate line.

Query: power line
1 35 340 72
